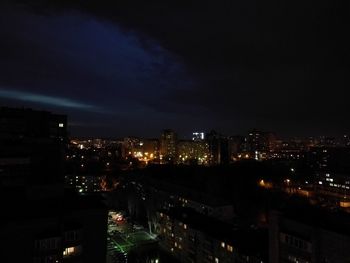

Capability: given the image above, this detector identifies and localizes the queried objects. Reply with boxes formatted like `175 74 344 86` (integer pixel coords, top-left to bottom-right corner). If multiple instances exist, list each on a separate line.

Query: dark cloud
1 0 349 137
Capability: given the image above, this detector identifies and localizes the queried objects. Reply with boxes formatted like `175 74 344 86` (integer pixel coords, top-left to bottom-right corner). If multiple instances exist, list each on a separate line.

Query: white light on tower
192 132 205 141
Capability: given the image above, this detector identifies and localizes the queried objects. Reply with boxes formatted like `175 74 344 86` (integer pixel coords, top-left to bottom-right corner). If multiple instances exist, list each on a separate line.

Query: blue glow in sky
0 6 205 137
0 88 100 111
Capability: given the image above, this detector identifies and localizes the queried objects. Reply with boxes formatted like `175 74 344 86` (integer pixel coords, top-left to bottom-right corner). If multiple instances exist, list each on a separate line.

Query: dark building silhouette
158 207 266 263
0 107 107 263
246 130 276 154
307 146 350 173
160 129 177 162
206 130 229 165
269 202 350 263
341 135 350 147
228 135 246 160
0 107 67 141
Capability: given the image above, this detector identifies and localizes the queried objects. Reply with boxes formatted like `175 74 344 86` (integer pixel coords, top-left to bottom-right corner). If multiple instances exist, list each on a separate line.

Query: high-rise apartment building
160 129 177 162
206 130 229 165
0 107 107 263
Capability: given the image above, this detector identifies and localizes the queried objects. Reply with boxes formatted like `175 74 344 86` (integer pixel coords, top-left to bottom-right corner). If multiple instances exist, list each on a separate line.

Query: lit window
58 123 64 128
227 245 233 252
63 247 74 256
63 245 82 257
221 242 225 248
184 224 187 230
215 257 219 263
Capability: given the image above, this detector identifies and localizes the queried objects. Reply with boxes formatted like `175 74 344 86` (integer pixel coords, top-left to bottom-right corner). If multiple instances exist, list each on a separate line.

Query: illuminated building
160 129 177 162
269 139 307 160
122 137 142 158
69 138 120 151
313 172 350 207
65 174 103 193
0 107 107 263
307 146 350 172
141 138 160 160
246 130 276 160
120 138 159 162
177 139 209 165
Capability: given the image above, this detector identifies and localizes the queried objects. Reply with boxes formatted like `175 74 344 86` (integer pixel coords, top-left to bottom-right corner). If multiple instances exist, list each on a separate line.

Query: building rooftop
160 207 267 258
275 198 350 236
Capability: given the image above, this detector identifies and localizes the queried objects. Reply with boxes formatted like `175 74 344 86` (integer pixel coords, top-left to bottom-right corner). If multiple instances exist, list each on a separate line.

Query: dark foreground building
157 207 267 263
269 201 350 263
0 107 107 263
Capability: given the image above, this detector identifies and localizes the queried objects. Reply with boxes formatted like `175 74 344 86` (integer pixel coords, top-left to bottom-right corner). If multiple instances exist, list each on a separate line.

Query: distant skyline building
245 129 277 160
122 136 142 158
142 138 160 160
342 135 350 147
228 135 246 160
160 129 177 162
177 139 209 165
66 126 350 165
206 130 229 165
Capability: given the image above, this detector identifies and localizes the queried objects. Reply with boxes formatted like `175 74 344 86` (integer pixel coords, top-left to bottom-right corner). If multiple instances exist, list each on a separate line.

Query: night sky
0 1 349 138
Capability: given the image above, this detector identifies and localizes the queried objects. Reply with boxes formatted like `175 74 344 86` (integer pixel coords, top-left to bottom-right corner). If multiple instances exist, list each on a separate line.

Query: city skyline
1 1 349 137
2 1 350 263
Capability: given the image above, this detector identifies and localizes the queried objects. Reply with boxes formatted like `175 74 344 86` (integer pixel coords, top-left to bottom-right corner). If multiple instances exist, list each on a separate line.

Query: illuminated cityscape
1 1 350 263
3 105 350 262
